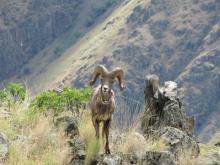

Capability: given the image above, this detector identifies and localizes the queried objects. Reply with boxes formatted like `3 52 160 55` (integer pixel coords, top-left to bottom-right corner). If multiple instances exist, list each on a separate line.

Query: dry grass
77 109 168 164
199 143 219 156
78 110 102 164
112 130 167 154
178 154 197 165
0 103 70 165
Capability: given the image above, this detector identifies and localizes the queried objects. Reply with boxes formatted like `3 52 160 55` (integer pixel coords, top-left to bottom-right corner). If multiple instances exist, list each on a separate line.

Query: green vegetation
30 86 92 117
0 83 26 110
0 82 92 118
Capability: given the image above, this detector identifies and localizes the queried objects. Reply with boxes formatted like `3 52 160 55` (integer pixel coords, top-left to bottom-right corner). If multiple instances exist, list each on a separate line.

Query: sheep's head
89 65 125 93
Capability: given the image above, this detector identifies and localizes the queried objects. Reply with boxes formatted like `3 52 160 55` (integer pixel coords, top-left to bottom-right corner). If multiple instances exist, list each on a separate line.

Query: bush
0 89 7 107
0 89 7 101
6 83 26 103
30 91 62 117
0 83 26 110
30 86 92 117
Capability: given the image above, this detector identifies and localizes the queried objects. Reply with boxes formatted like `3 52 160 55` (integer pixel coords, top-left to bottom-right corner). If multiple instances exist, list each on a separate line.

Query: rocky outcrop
55 115 86 165
143 151 176 165
90 151 176 165
158 127 200 158
142 75 195 136
141 75 200 162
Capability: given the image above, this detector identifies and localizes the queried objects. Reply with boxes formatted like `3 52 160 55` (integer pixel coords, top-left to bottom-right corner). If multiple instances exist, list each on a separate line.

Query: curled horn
89 65 108 86
110 67 125 90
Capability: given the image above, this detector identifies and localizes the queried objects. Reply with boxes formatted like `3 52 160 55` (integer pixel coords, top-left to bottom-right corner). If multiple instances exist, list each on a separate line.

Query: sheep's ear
89 65 108 86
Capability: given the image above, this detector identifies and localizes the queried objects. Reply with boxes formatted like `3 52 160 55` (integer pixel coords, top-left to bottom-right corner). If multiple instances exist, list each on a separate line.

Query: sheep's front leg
103 119 111 154
93 119 100 139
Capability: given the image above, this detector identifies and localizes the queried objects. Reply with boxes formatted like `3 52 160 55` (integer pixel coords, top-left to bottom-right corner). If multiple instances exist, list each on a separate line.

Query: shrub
0 83 26 110
30 91 62 117
30 86 92 117
0 89 7 106
6 83 26 103
61 86 92 116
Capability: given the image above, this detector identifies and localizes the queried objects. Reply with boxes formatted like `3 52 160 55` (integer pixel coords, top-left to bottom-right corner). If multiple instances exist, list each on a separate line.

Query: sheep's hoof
105 149 111 155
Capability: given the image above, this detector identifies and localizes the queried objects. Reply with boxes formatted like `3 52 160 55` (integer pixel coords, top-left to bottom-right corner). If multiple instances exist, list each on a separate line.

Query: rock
0 133 8 162
55 116 86 164
129 154 138 164
143 151 176 165
55 116 79 137
142 75 199 161
142 75 194 136
68 135 86 153
13 135 28 144
103 156 117 165
158 127 200 158
76 150 86 160
95 154 122 165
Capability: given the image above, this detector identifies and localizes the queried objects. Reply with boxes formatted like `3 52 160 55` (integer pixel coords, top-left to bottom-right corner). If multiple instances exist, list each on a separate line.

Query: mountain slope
0 0 121 81
10 0 220 142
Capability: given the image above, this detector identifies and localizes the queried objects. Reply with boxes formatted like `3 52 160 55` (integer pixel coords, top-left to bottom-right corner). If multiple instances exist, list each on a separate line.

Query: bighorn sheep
89 65 125 154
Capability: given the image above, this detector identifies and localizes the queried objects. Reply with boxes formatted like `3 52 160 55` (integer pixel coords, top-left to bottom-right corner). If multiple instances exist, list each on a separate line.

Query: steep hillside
0 0 120 80
10 0 220 142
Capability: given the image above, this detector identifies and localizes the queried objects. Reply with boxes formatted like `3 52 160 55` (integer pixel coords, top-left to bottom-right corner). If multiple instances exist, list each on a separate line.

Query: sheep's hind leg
103 119 111 154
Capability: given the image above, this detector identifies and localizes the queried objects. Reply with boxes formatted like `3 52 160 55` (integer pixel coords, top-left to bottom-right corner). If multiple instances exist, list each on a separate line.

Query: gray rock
56 116 86 165
0 133 8 162
142 75 194 137
94 154 123 165
13 135 28 144
76 150 86 160
55 116 79 137
143 151 176 165
129 154 138 164
158 127 200 158
142 75 199 160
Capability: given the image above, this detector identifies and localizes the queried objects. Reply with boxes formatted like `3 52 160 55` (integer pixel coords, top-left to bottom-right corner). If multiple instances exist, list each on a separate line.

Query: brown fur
89 65 124 154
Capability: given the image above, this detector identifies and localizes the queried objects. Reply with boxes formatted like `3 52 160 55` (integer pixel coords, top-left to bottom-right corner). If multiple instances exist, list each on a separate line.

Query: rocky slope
3 0 220 142
0 0 120 80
